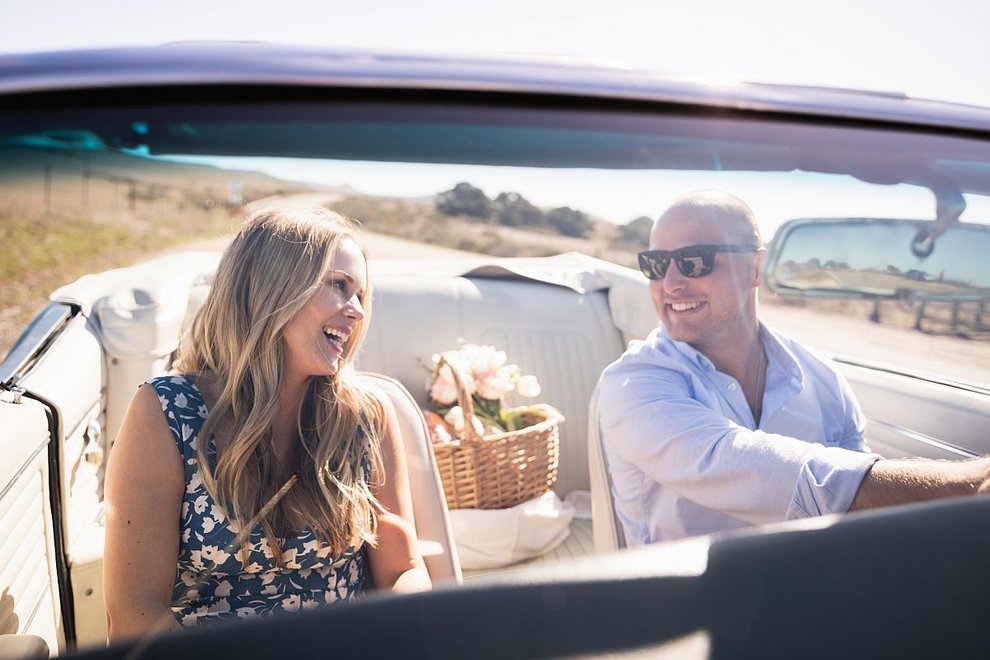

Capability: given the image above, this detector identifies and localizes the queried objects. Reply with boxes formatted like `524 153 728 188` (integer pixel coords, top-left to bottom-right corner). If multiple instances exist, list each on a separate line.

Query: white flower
516 374 542 398
443 406 465 431
201 544 230 566
431 424 452 445
283 548 301 570
443 406 484 435
475 369 514 400
187 471 204 494
464 344 506 375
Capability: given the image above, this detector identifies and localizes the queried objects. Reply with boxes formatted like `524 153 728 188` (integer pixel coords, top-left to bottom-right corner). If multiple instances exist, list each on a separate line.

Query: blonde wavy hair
173 206 384 558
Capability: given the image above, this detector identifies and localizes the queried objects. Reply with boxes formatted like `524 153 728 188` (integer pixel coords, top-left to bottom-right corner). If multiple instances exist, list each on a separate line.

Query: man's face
648 208 763 352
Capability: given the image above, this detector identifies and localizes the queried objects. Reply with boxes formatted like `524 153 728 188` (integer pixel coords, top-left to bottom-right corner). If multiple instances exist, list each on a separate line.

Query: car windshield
4 96 989 387
9 61 990 658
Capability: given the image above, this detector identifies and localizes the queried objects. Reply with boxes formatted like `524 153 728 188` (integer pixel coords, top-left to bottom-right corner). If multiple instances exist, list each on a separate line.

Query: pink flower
475 369 513 400
429 364 459 405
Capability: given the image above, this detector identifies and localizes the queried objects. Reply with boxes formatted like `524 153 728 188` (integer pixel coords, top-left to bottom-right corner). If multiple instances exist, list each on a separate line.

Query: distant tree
492 192 543 228
618 216 653 245
435 182 492 220
545 206 593 238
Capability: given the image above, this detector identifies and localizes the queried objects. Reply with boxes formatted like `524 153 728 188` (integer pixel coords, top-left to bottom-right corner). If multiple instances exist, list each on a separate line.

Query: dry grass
3 151 985 365
0 148 307 356
0 157 636 357
331 194 639 266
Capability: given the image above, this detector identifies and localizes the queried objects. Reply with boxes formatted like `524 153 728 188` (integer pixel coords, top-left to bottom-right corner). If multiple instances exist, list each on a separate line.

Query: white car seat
357 372 462 584
587 383 626 552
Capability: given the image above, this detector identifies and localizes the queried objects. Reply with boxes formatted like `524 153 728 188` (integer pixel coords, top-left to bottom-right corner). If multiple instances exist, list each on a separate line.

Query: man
598 190 990 545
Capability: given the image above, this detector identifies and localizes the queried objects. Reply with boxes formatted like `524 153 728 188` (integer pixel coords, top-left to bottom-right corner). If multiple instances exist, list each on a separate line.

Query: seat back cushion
356 372 462 584
358 273 625 497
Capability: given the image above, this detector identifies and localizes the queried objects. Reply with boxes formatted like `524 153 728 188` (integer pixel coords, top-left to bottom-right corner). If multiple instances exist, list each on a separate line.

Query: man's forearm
849 456 990 511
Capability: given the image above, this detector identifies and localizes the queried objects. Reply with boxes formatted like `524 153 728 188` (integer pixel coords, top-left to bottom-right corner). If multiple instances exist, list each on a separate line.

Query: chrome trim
0 437 49 502
831 354 990 397
867 417 979 458
0 303 74 390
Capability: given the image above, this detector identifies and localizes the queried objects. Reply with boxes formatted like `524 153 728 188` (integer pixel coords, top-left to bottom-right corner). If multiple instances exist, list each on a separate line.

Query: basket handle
437 354 483 441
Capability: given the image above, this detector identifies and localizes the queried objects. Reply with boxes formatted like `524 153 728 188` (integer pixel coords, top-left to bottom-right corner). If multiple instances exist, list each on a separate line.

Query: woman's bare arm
366 394 432 594
104 384 185 639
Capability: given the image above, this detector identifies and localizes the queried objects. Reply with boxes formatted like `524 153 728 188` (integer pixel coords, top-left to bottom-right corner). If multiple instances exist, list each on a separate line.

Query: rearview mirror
764 218 990 301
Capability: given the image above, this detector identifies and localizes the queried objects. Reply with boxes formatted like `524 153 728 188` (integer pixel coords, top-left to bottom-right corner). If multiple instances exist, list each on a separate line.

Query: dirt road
7 221 989 388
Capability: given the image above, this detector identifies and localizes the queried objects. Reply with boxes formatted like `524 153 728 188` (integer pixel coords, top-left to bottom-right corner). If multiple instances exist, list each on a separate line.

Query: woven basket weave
431 356 561 510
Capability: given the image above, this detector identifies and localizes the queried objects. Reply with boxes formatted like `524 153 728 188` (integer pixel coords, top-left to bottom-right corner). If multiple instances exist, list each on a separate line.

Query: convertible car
2 43 990 658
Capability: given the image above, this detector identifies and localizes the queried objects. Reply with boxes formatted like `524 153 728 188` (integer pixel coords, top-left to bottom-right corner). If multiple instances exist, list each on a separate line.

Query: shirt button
728 383 737 391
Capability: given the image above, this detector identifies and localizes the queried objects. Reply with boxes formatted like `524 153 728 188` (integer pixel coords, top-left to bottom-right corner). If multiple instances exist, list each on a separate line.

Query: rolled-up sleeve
786 447 878 518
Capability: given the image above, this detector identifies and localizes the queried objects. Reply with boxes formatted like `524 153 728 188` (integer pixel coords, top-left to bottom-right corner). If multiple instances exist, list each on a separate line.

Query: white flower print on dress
150 375 368 629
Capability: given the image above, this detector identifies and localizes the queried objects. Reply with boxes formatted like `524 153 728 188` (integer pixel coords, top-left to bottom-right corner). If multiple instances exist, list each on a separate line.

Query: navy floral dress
149 375 368 627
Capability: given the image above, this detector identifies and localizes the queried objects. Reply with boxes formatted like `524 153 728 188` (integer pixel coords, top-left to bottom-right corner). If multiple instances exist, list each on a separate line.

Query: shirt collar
655 322 807 389
656 324 716 371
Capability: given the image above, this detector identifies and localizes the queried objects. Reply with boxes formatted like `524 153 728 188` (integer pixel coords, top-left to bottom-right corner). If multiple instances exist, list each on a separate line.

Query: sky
5 0 990 108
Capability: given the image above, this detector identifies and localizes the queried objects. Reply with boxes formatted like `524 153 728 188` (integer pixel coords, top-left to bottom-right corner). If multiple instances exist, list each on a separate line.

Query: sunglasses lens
639 247 725 279
638 252 670 280
675 248 715 278
676 255 706 277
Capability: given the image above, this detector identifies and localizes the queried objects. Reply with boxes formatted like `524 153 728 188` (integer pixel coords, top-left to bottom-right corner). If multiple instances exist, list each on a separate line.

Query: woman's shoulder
143 375 210 433
147 374 206 404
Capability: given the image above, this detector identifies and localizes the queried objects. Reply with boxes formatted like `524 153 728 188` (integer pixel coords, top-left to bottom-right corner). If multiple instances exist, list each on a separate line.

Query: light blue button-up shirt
598 323 880 545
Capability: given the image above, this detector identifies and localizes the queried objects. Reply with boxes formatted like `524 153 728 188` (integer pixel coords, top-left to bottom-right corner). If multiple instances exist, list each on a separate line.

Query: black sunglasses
637 244 760 280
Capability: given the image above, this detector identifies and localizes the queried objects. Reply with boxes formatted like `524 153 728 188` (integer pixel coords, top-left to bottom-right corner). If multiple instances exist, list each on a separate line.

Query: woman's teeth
323 327 349 349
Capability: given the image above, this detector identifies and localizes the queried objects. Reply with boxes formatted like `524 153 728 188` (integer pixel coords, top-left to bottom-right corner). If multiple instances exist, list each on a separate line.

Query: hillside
0 147 636 355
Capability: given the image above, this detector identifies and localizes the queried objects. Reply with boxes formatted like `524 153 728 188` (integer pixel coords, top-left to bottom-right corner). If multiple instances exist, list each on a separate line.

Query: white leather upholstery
0 397 63 653
587 384 626 552
356 372 462 584
358 270 627 498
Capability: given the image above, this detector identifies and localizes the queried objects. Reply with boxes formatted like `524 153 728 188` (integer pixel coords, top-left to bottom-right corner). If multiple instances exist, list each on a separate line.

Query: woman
104 207 431 638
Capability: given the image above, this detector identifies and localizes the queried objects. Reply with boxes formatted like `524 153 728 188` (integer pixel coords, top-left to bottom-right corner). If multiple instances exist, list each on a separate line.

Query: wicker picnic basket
430 356 561 510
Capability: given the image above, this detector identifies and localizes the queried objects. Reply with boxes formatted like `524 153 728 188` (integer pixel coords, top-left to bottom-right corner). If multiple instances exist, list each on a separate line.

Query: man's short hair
658 190 762 244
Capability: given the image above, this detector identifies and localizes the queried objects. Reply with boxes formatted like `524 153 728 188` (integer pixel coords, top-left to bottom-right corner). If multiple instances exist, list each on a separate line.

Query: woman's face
281 238 368 384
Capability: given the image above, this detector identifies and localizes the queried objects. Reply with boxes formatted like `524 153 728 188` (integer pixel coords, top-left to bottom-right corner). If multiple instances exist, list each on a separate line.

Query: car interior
4 73 990 657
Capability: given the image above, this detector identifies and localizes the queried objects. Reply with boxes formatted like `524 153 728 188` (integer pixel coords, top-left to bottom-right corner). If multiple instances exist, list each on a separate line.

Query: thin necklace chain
753 343 766 425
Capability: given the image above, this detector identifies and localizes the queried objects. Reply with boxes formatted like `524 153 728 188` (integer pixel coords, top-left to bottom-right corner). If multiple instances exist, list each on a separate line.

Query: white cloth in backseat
449 491 575 570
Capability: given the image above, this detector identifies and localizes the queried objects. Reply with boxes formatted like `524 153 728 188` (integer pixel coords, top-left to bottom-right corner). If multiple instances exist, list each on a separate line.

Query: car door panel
0 393 63 653
17 313 108 648
838 361 990 459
